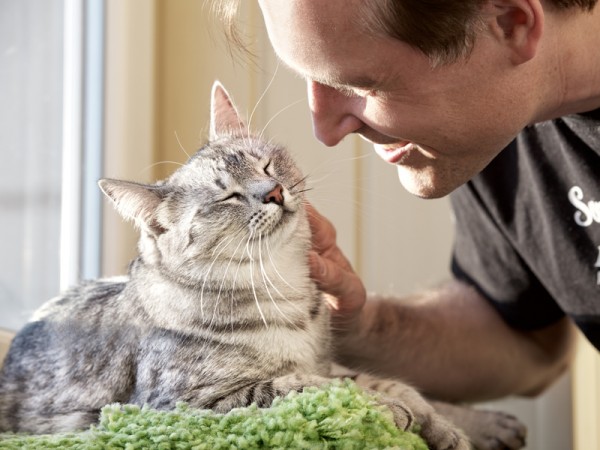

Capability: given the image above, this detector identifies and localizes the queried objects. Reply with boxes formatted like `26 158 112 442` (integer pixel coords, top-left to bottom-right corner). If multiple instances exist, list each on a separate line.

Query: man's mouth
355 131 414 165
373 142 413 165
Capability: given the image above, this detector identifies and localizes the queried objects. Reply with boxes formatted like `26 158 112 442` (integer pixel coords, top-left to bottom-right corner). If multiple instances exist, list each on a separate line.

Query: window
0 0 104 331
0 1 64 330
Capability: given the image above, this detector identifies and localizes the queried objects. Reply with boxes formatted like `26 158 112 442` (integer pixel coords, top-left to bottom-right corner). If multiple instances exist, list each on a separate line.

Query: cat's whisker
174 130 192 160
258 98 305 140
247 61 279 136
328 149 374 164
291 187 314 195
258 234 296 325
229 233 250 333
248 232 268 328
288 175 309 192
138 160 185 177
200 232 241 318
261 260 304 317
208 231 247 329
298 148 374 190
265 238 303 296
211 228 242 258
245 231 257 262
298 171 336 189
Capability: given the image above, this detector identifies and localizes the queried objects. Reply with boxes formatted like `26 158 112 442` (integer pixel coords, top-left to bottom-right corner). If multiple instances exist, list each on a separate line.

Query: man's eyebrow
275 56 379 89
315 74 379 90
341 76 379 89
292 68 378 90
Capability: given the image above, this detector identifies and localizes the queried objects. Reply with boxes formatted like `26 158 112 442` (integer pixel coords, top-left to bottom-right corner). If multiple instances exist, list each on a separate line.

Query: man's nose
307 80 364 147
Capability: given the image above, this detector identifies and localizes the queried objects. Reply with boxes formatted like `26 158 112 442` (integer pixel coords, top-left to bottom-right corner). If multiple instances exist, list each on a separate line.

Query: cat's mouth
249 205 297 236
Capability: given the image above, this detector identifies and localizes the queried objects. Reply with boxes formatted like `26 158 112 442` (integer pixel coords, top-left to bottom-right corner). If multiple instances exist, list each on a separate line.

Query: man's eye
337 86 357 97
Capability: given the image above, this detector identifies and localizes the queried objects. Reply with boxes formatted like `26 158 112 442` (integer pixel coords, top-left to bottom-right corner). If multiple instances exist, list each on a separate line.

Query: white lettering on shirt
567 187 600 286
568 186 600 227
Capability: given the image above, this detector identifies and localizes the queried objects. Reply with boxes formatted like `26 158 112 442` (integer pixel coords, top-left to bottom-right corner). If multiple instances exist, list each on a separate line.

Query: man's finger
308 251 366 314
306 203 336 251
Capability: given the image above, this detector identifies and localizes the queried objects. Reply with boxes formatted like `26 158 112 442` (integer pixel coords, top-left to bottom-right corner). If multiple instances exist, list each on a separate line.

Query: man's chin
396 166 458 199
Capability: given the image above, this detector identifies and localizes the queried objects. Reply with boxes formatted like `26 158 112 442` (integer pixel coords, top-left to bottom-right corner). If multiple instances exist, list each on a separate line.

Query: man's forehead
258 0 368 55
258 0 388 88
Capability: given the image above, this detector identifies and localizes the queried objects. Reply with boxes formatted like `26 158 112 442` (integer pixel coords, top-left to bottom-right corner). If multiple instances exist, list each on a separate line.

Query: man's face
258 0 536 198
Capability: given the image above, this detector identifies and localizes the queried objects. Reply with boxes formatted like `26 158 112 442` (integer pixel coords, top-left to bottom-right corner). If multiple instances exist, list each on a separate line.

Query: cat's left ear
209 81 247 140
99 179 166 236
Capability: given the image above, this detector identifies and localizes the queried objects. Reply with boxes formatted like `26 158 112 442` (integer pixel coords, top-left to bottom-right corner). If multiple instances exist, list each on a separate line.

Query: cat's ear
99 179 166 235
209 81 247 140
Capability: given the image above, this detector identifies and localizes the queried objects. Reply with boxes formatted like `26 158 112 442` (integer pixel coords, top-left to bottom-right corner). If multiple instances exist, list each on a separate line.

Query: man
220 0 599 403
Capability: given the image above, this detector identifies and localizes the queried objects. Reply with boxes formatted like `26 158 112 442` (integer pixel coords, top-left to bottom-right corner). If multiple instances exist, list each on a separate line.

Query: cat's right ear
210 81 247 140
98 179 165 236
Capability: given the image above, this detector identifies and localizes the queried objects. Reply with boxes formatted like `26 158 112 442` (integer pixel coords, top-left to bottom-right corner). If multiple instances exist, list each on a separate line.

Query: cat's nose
263 183 284 206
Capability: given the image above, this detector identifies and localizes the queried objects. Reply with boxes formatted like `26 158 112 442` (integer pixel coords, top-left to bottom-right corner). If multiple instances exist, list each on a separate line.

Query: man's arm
334 281 576 402
307 204 576 402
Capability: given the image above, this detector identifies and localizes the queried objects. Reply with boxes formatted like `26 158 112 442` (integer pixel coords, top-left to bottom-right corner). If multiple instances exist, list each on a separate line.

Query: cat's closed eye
220 192 245 202
263 160 272 176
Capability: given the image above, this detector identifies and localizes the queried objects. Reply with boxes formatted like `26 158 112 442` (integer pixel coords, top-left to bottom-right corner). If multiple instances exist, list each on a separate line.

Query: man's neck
535 5 600 121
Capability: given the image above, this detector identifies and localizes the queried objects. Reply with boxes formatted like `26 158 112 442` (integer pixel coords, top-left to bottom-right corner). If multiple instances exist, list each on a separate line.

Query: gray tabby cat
0 82 525 450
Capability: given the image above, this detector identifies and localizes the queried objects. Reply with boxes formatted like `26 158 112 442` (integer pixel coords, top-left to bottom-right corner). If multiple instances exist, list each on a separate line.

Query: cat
0 82 525 450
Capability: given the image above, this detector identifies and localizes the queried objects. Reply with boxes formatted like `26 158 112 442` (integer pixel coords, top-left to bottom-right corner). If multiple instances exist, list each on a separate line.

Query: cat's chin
260 209 298 242
260 208 308 254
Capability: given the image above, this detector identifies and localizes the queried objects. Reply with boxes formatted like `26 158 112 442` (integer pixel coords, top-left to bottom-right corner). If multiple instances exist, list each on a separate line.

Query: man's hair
360 0 598 65
358 0 487 65
216 0 598 65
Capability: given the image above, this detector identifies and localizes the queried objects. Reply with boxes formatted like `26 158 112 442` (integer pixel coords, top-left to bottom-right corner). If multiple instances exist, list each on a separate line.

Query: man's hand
306 203 366 321
304 205 575 402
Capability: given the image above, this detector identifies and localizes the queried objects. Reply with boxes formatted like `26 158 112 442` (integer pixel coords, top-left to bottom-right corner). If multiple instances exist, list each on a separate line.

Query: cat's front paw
466 409 526 450
378 396 414 431
420 412 471 450
379 396 469 450
431 401 527 450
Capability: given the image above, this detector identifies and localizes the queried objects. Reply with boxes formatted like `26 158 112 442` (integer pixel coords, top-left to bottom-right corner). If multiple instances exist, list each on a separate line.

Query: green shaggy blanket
0 380 428 449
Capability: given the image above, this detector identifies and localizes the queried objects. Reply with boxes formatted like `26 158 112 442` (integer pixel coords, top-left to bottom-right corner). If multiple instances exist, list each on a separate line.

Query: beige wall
0 329 14 368
573 336 600 449
102 0 158 274
102 2 596 449
154 0 259 180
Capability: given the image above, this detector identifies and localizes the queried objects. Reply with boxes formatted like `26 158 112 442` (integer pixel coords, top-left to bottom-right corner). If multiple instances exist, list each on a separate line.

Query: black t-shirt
451 108 600 350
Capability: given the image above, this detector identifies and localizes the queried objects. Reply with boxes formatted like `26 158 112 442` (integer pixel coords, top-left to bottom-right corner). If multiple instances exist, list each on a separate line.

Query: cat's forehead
168 138 278 187
199 139 269 171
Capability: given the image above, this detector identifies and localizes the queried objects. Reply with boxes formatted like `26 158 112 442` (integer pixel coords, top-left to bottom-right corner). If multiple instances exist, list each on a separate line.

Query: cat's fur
0 83 525 450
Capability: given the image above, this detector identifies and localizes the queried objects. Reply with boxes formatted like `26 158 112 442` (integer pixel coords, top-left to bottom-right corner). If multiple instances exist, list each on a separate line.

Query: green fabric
0 379 428 449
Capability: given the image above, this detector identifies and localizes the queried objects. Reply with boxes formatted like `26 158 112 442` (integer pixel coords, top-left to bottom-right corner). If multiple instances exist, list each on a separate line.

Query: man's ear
488 0 544 64
98 179 167 236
